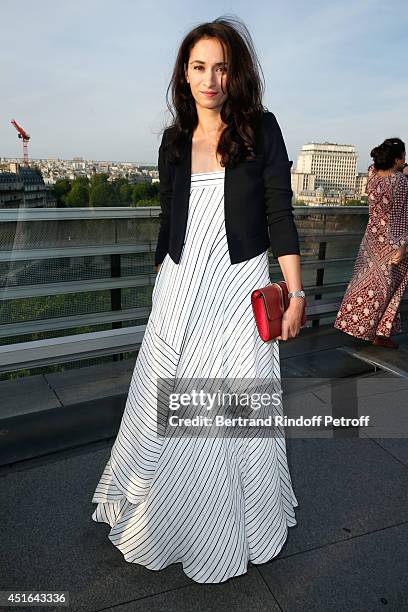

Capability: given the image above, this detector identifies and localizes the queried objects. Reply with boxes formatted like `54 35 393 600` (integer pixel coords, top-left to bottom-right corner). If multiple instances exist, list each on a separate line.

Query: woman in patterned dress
334 138 408 348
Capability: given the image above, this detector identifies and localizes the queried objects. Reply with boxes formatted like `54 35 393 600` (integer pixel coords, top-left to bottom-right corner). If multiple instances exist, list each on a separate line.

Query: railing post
313 240 327 328
111 220 122 361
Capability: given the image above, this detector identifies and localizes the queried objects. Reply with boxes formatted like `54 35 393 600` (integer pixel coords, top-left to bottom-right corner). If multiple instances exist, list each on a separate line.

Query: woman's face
184 37 228 112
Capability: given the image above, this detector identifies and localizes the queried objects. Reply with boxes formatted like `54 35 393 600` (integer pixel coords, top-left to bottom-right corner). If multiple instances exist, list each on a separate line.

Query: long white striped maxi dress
91 169 299 584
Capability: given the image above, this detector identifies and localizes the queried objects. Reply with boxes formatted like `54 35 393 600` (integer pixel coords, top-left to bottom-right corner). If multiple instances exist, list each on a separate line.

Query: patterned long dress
334 165 408 341
91 170 298 584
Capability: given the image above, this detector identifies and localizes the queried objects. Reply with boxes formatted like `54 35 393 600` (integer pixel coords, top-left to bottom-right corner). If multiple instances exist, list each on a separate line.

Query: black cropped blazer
154 111 300 267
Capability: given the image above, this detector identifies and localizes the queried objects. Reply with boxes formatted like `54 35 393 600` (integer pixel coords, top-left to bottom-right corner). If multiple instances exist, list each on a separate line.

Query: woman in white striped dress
91 17 305 584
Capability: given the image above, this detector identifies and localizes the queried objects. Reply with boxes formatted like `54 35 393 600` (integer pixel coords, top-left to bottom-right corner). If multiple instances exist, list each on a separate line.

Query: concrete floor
1 325 408 611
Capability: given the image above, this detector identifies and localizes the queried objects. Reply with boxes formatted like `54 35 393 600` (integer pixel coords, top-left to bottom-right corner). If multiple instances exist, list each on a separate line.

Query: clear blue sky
1 0 406 171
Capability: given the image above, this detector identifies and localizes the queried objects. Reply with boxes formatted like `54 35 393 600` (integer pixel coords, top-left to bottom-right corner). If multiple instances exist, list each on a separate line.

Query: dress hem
333 323 401 342
91 503 298 584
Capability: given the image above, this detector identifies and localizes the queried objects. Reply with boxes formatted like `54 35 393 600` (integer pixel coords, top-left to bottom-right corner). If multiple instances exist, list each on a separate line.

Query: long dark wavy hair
370 138 405 170
160 15 267 168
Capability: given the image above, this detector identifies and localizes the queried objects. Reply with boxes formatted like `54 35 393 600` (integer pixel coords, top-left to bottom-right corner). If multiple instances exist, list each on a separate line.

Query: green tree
63 177 89 207
52 179 71 206
119 182 133 205
132 182 159 205
89 174 114 207
133 197 160 208
111 178 133 205
90 183 114 207
346 198 368 206
89 173 110 190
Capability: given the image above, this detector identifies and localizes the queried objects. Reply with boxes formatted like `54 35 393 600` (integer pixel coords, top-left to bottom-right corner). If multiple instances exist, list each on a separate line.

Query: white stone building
292 142 359 203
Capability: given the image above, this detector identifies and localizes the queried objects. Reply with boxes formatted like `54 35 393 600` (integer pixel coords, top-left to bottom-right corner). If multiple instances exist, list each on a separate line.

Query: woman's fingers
390 255 402 265
280 319 301 340
389 246 407 265
275 311 303 341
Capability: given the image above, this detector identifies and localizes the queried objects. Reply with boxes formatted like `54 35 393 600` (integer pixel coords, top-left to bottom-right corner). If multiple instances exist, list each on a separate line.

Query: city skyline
0 138 370 169
1 0 406 170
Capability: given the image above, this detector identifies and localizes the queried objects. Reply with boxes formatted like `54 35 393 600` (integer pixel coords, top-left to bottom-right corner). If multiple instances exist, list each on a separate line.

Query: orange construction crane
11 119 31 166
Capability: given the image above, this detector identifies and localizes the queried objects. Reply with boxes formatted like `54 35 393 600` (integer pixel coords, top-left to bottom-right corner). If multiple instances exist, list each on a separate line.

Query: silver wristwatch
288 290 305 299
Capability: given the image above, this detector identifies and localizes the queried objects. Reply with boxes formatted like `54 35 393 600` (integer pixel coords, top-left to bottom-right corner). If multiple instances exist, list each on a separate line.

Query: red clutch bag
251 281 307 341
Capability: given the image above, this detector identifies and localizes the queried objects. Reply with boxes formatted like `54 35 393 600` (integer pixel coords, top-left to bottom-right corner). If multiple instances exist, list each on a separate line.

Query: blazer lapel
173 131 193 238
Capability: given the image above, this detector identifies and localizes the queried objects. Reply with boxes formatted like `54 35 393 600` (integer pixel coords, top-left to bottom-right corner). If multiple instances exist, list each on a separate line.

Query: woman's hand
387 246 407 265
276 299 304 341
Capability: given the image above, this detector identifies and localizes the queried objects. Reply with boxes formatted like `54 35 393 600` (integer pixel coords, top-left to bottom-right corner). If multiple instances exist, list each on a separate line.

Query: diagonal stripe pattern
91 169 298 583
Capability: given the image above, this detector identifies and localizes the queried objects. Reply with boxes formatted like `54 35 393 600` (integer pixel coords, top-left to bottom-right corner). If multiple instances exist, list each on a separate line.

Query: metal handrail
2 297 406 373
0 205 378 373
0 205 368 221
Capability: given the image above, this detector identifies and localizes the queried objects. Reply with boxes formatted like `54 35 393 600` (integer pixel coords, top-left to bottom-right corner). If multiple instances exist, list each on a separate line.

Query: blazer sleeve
262 112 301 258
154 129 173 266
